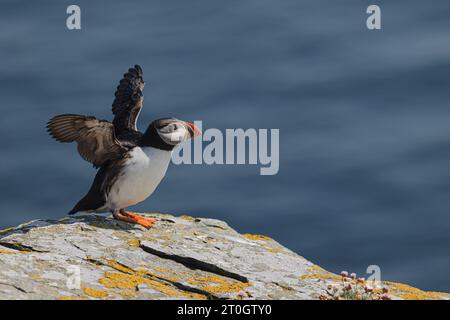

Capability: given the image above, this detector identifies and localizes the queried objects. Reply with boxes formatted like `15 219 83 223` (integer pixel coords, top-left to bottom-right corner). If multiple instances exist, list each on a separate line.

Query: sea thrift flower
321 270 392 300
364 285 374 293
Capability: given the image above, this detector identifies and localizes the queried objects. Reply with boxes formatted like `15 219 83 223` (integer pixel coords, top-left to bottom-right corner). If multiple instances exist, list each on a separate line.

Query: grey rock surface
0 213 319 299
0 213 448 300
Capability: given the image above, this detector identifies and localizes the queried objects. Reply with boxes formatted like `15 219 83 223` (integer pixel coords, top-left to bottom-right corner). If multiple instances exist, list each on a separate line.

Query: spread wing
47 114 127 168
112 64 145 134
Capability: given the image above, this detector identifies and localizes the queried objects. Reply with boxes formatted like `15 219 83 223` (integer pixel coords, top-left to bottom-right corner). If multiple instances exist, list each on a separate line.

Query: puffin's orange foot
114 211 157 229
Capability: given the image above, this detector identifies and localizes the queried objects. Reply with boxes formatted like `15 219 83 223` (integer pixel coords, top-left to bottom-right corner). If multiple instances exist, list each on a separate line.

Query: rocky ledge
0 213 448 300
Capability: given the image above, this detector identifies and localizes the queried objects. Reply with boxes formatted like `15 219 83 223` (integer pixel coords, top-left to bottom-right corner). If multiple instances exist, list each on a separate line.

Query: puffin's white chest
107 147 172 209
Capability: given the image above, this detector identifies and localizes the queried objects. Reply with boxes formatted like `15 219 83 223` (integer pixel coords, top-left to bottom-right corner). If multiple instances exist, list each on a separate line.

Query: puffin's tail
67 206 80 215
67 166 109 215
67 195 103 215
67 196 90 215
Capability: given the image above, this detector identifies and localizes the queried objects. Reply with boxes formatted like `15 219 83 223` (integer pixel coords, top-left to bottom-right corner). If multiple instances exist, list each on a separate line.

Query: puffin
47 65 201 228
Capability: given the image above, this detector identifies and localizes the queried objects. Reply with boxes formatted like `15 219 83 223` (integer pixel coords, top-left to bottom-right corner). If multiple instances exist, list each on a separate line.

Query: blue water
0 0 449 292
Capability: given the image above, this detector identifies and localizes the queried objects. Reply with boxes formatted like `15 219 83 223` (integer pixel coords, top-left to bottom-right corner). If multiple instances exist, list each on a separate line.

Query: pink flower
364 284 374 293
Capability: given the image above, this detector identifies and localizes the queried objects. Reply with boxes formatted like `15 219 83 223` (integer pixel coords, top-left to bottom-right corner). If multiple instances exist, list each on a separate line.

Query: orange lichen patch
0 227 15 235
301 273 341 281
203 282 250 294
58 296 89 300
98 260 205 299
106 260 135 274
99 259 251 298
82 287 109 299
179 215 195 221
110 290 136 296
150 266 251 295
127 239 141 247
0 250 19 254
242 234 272 241
184 274 251 295
98 271 204 299
384 281 450 300
300 264 341 281
100 272 141 290
0 249 29 255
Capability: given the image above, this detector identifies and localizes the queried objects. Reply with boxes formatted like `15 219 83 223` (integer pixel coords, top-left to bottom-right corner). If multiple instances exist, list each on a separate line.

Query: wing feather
112 65 145 134
47 114 126 168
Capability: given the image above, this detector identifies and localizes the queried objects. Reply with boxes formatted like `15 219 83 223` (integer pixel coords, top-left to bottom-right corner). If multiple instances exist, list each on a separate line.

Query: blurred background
0 0 449 291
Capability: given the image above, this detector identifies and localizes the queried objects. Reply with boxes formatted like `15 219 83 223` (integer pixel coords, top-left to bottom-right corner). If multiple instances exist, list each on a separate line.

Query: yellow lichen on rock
107 260 135 274
127 239 141 247
179 215 195 221
0 227 14 235
97 260 205 299
300 264 341 281
82 287 109 299
243 234 272 241
0 250 29 255
95 259 250 299
384 281 450 300
98 271 204 299
152 266 251 296
58 296 89 300
188 275 250 294
0 250 19 254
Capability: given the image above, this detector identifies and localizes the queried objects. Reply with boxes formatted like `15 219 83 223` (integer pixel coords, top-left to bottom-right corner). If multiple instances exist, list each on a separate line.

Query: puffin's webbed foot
113 209 157 229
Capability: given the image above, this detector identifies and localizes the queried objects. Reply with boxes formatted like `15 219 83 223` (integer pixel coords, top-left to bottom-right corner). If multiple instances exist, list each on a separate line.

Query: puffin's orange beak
185 122 202 138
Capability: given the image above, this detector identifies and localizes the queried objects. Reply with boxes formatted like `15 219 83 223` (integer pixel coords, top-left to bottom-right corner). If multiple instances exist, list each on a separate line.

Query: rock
0 213 448 300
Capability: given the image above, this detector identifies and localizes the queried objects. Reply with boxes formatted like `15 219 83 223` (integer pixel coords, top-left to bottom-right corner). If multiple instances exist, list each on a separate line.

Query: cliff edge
0 213 448 300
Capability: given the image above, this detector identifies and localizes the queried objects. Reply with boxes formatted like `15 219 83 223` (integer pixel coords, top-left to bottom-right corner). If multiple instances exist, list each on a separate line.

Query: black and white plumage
47 65 201 227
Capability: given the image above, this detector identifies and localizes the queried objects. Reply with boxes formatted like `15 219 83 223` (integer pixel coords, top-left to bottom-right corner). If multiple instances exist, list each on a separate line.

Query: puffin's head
141 117 201 150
